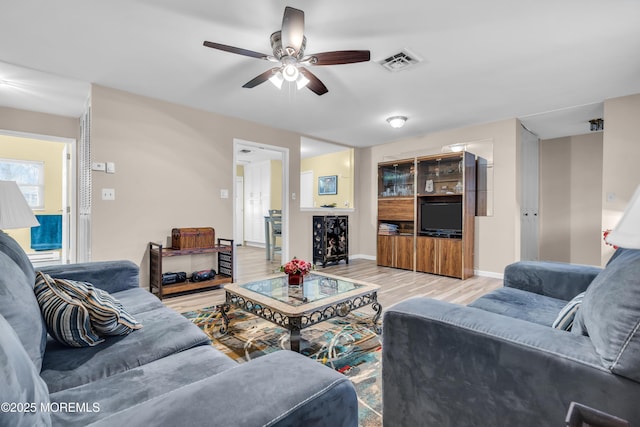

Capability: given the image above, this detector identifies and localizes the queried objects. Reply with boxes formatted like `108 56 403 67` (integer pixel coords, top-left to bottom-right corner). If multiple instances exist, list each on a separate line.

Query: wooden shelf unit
377 152 476 279
149 239 234 299
377 159 416 271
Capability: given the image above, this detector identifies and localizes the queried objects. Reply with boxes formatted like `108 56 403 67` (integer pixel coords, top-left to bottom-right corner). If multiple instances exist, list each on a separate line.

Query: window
0 159 45 209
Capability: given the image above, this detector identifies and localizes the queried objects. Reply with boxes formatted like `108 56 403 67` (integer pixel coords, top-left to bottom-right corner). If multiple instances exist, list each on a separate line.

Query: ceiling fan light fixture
282 64 299 82
387 116 407 128
268 71 284 89
296 73 309 90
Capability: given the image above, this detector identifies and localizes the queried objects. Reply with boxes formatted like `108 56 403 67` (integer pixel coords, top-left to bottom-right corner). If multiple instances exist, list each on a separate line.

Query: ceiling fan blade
242 68 280 88
306 50 371 66
203 41 270 60
281 6 305 54
299 68 328 96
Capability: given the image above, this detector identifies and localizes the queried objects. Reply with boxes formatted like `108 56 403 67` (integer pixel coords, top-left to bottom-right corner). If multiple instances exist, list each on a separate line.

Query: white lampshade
606 184 640 249
0 181 40 229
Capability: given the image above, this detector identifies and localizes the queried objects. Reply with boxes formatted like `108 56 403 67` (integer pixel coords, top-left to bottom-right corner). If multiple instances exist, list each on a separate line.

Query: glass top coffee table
221 272 381 353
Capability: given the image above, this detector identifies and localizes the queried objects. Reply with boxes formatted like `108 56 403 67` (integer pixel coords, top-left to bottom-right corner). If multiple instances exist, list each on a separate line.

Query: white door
300 170 314 208
520 126 540 261
243 160 270 245
235 176 244 246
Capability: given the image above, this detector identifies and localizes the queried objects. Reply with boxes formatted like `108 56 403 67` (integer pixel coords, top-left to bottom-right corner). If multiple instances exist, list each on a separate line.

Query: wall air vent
378 49 422 72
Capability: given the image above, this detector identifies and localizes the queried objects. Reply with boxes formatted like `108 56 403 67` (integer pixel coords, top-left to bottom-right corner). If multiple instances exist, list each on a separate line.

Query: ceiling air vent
378 49 422 72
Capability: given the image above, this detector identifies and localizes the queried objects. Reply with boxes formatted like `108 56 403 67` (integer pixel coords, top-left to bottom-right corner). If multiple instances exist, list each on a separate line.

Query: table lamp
0 180 40 230
605 184 640 249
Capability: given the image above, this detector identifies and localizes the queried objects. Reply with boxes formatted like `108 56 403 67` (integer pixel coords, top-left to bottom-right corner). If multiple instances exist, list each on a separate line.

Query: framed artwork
318 175 338 195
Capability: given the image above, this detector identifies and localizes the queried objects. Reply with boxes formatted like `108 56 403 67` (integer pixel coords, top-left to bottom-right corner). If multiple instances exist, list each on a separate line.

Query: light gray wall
539 133 603 265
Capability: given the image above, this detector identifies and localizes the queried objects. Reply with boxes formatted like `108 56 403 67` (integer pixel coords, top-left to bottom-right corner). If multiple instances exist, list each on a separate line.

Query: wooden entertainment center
377 151 476 279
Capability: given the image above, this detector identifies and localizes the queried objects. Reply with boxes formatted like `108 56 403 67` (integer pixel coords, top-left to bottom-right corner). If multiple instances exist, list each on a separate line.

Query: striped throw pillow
34 272 104 347
552 292 586 331
49 275 142 336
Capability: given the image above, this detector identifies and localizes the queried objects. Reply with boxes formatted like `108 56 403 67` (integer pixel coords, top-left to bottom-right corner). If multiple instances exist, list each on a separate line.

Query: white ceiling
1 0 639 147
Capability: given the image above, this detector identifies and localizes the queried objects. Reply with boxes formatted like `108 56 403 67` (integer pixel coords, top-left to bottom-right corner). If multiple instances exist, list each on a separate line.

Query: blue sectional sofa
0 231 358 426
382 248 640 426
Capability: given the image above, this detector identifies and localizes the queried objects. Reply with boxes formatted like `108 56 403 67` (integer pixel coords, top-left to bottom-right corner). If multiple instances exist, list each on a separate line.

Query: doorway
233 139 289 263
0 130 76 265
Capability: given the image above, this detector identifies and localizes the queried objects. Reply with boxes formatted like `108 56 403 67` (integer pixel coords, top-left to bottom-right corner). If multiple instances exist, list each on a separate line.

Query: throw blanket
31 215 62 251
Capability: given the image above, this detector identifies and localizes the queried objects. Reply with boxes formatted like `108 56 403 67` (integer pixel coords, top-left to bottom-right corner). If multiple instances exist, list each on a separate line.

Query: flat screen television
420 202 462 236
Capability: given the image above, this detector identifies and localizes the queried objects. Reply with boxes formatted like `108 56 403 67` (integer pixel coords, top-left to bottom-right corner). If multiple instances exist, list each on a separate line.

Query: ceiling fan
203 6 370 96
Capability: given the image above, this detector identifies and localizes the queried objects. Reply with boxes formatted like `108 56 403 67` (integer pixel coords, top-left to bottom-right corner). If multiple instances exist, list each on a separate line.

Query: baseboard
349 254 376 261
474 269 503 280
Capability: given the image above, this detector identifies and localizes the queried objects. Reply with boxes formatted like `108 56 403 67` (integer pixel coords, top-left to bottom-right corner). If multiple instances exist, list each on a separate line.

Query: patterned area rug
182 306 382 427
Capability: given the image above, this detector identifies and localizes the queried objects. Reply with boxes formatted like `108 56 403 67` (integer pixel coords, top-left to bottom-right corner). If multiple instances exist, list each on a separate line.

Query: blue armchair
382 249 640 426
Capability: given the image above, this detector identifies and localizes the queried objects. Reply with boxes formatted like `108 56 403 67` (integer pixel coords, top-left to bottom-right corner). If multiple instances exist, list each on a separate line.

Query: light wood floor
162 246 502 313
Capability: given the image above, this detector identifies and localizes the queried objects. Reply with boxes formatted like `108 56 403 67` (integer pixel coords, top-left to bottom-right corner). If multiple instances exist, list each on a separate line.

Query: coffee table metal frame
220 272 381 353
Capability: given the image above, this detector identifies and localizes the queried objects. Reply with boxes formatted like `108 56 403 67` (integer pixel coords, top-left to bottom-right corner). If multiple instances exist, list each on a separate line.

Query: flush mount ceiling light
387 116 407 128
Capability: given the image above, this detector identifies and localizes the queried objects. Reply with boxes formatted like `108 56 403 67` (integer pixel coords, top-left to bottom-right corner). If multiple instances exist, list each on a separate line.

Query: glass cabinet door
417 154 464 196
378 161 415 197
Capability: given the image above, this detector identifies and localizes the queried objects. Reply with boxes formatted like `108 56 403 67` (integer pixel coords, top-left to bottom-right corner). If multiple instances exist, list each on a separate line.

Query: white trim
474 269 504 280
0 129 74 144
300 207 355 214
349 254 376 261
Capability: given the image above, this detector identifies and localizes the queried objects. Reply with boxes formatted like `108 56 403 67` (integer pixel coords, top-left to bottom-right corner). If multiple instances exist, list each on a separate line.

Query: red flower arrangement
280 257 314 275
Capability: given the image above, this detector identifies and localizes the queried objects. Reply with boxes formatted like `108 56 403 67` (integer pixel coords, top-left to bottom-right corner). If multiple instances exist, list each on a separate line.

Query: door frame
0 129 77 264
235 176 244 245
233 138 289 262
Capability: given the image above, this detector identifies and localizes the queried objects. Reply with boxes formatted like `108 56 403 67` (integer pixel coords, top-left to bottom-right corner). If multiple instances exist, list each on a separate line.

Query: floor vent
378 49 422 72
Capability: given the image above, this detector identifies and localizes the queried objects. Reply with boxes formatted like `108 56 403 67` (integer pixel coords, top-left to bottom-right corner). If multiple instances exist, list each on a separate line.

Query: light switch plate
92 162 106 172
220 189 229 199
106 162 116 174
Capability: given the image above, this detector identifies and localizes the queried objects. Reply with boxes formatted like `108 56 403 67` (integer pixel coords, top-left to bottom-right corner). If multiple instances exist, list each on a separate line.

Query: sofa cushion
38 273 142 337
41 305 211 392
468 287 567 327
39 260 141 294
77 350 358 427
110 287 164 315
0 232 48 370
552 291 585 331
0 314 52 427
572 248 640 381
49 345 237 426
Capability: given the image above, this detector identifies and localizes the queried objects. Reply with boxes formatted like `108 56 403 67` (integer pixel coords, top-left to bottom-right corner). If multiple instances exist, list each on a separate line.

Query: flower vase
288 273 303 286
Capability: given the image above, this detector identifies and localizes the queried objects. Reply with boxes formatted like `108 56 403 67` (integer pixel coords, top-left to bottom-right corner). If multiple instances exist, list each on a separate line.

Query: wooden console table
149 239 234 299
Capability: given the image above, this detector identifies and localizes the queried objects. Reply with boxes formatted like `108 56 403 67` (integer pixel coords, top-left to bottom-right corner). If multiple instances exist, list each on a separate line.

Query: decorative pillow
48 275 142 336
34 272 104 347
571 249 640 382
552 292 585 330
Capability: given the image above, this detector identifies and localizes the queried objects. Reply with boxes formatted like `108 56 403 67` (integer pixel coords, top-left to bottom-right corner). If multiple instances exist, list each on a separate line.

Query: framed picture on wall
318 175 338 195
